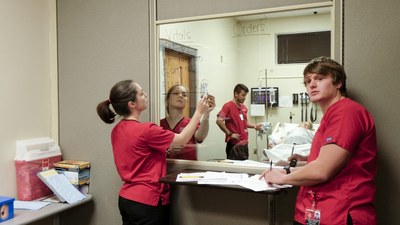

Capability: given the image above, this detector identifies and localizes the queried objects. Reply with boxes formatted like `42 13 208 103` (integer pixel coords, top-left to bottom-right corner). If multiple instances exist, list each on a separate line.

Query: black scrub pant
118 196 170 225
225 141 249 160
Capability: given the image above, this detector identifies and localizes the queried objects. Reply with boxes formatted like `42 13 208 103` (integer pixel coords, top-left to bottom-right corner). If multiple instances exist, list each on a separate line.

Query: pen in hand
259 161 273 181
290 143 297 167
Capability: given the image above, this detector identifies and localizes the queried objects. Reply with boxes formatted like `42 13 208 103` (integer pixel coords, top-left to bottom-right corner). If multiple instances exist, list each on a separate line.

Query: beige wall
0 0 57 197
343 1 400 224
57 0 151 224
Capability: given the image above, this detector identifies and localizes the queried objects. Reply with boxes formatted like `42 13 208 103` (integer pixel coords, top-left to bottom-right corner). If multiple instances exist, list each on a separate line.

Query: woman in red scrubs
97 80 209 225
160 84 215 160
260 57 377 225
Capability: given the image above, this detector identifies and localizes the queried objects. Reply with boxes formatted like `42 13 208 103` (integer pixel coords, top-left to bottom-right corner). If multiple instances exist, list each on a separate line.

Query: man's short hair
234 83 249 94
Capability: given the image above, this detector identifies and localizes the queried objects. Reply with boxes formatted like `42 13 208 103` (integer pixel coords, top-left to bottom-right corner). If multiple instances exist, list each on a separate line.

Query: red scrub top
294 98 377 225
111 119 175 206
217 101 249 144
160 117 200 160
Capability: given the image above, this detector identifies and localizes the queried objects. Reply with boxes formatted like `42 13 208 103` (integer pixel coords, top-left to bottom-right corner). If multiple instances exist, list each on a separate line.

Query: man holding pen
260 57 377 225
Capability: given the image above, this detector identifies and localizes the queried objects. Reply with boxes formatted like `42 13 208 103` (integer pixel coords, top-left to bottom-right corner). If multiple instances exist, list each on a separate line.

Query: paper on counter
14 200 51 210
197 172 249 185
237 174 292 192
176 172 208 182
176 171 292 192
176 171 248 183
218 159 273 169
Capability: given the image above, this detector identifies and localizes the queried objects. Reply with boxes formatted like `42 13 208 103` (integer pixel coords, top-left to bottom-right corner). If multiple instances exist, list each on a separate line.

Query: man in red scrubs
216 83 261 160
260 57 377 225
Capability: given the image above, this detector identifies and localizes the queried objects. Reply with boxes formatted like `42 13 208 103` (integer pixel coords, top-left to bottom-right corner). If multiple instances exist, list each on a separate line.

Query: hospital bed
263 122 319 162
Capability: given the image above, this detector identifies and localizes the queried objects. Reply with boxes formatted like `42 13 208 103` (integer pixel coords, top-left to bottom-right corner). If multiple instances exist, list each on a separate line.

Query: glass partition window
157 6 332 162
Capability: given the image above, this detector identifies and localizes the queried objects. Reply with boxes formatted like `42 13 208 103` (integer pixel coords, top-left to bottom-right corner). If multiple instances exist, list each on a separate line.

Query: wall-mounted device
293 93 299 105
300 92 310 122
250 88 266 116
250 87 279 107
267 87 279 107
251 87 267 104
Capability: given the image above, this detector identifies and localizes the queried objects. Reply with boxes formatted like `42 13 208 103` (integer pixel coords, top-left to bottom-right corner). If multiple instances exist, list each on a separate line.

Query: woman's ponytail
97 99 117 124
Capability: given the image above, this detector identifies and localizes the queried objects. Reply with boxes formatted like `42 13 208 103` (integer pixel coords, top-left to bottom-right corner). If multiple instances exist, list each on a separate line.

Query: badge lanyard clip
309 190 316 209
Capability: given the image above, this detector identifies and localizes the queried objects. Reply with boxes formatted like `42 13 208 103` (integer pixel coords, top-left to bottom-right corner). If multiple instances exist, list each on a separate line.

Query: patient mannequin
269 121 314 148
270 122 313 167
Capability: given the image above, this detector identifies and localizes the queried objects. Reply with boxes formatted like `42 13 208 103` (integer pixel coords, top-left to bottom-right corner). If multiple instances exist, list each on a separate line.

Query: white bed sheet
264 143 311 162
264 122 319 162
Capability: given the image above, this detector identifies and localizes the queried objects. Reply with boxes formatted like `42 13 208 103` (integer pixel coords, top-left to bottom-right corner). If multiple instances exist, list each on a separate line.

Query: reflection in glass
158 7 331 161
161 84 216 160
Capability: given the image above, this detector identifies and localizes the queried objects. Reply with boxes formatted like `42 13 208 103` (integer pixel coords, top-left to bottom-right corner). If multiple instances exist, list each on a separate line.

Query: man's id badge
305 191 320 225
239 114 244 121
305 208 321 225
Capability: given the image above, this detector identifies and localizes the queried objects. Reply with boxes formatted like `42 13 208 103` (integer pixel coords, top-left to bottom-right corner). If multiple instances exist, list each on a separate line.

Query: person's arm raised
194 95 215 142
170 95 209 148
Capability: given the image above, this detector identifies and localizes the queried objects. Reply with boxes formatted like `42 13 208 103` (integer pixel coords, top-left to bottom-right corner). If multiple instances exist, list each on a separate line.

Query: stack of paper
176 171 292 192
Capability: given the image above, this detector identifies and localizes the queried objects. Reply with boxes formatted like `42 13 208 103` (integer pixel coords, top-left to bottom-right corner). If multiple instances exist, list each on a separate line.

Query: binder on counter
37 169 86 204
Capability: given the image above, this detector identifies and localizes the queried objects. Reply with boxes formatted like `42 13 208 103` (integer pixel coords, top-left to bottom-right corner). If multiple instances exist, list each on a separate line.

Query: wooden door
164 49 191 117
